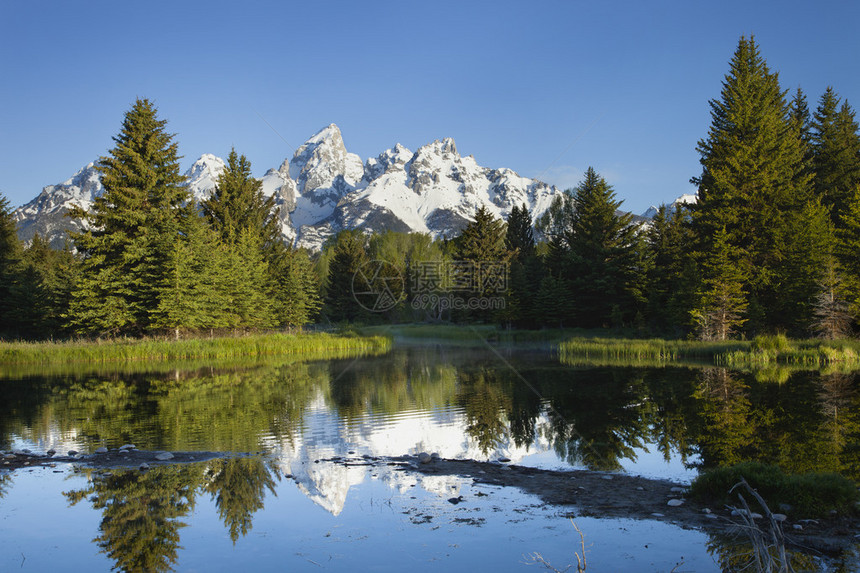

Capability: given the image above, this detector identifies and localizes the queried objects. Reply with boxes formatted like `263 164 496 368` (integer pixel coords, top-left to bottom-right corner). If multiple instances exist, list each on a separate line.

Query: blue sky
2 0 858 214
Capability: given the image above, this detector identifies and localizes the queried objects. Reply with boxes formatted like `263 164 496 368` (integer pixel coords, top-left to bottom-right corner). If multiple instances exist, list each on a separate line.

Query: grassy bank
0 331 392 366
558 334 860 368
689 462 860 518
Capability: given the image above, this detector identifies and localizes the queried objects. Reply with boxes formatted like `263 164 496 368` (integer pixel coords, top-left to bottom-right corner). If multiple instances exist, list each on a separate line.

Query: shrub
689 462 859 518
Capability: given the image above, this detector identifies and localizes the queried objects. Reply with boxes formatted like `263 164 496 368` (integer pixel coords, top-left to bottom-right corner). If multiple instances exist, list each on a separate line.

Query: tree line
1 36 859 340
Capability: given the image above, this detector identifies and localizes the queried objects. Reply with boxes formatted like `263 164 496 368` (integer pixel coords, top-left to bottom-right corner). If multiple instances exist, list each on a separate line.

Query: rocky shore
3 447 858 555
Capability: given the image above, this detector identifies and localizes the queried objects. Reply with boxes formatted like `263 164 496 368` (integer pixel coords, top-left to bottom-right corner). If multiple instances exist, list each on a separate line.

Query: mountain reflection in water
1 346 859 572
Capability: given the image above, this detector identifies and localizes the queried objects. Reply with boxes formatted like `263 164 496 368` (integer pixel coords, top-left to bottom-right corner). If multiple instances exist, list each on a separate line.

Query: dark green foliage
691 227 749 340
453 205 509 269
452 206 512 322
202 147 283 260
691 36 823 334
505 204 542 327
6 235 78 338
203 457 279 544
274 247 322 328
65 465 203 573
811 88 860 227
68 98 190 335
323 229 369 322
0 193 23 335
646 204 698 334
564 167 643 328
689 461 860 518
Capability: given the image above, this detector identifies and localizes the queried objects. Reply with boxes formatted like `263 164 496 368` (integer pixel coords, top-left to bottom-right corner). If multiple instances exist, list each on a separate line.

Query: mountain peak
306 123 342 145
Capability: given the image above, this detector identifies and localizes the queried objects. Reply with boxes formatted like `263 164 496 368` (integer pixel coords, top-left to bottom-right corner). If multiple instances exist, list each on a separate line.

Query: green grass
557 335 860 369
0 331 392 367
689 462 860 518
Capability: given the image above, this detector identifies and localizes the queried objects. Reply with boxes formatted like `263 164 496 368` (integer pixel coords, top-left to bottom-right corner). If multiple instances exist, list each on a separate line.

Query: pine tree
691 36 813 332
223 228 276 329
811 256 852 339
646 204 698 334
67 98 189 335
691 228 748 340
150 208 230 337
202 148 283 258
835 185 860 318
564 167 642 328
0 192 22 335
7 234 78 339
324 230 368 322
811 88 860 227
274 247 322 328
452 206 511 322
505 204 541 327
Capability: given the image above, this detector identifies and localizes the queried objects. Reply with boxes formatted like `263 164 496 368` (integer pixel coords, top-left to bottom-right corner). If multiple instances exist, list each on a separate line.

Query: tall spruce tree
691 227 748 340
324 229 369 322
505 204 541 327
691 36 814 333
452 206 511 322
564 167 641 328
0 192 23 336
275 247 322 328
202 148 282 258
811 88 860 227
646 203 698 334
7 234 78 339
67 98 189 335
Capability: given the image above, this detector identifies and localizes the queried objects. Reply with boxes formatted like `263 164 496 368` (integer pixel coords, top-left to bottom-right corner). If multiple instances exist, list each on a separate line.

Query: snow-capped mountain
13 124 680 250
641 193 697 219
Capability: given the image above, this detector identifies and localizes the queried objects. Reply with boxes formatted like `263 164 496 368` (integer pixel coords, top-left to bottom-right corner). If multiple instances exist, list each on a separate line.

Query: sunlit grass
558 335 860 369
0 331 392 367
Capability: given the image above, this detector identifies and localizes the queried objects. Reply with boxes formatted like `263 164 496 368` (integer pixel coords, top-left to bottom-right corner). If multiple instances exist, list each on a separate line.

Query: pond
1 344 858 571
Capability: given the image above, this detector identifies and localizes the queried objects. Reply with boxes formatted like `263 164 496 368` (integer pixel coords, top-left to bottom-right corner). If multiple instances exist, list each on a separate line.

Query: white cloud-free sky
2 0 858 214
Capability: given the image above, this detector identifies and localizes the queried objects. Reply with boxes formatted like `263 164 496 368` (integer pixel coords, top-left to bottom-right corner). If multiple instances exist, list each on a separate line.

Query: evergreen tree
691 227 748 340
811 256 852 339
691 36 813 332
789 87 814 183
564 167 642 328
222 228 276 328
0 192 22 335
505 204 542 327
202 148 283 259
323 230 368 322
811 88 860 227
7 234 78 339
645 204 698 334
452 205 511 322
772 199 834 334
835 185 860 318
150 208 230 336
274 247 322 328
68 98 189 335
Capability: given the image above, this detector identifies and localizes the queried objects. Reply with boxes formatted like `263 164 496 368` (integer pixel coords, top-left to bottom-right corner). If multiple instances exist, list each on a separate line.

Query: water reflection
3 347 859 484
64 457 278 572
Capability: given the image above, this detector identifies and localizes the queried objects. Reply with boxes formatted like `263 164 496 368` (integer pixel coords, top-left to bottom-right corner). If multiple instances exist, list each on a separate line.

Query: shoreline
4 448 857 556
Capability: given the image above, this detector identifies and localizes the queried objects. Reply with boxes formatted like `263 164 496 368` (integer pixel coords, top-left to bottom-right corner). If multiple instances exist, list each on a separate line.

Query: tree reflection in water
64 456 278 572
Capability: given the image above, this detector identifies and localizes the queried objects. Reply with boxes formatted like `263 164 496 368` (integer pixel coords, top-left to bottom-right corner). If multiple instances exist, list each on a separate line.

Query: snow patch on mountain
16 123 686 251
641 193 697 219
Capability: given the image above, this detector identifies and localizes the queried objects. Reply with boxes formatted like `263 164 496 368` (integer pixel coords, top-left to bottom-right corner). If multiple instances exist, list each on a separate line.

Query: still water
1 345 858 571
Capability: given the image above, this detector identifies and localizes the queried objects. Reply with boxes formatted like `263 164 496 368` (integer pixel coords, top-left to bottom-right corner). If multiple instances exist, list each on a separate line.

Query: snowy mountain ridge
13 124 681 250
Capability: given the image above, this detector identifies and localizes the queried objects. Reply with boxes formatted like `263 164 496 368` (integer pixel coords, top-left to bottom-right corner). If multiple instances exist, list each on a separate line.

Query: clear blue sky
2 0 858 214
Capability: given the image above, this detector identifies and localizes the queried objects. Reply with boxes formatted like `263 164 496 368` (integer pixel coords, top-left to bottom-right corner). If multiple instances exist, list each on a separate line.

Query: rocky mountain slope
13 124 679 250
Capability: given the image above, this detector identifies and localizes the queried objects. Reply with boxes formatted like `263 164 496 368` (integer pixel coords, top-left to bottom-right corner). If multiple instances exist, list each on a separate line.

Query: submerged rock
154 452 174 461
94 447 108 454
